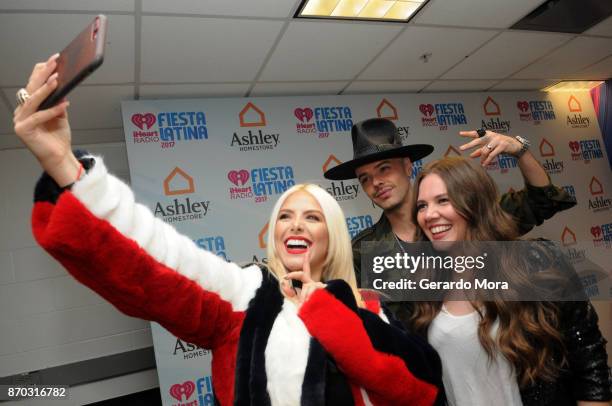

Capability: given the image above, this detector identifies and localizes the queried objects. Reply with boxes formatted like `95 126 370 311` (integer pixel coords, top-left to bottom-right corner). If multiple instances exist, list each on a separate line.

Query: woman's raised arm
16 56 262 349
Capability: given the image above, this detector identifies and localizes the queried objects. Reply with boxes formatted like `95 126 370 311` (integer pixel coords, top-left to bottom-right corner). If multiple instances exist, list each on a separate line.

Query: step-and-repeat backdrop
121 91 611 406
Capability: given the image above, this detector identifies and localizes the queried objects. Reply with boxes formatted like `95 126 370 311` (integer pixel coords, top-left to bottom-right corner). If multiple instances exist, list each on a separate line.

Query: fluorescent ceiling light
297 0 427 21
542 81 604 92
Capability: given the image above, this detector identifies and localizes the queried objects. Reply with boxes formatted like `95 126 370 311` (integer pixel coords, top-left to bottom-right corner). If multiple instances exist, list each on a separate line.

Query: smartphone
39 15 107 110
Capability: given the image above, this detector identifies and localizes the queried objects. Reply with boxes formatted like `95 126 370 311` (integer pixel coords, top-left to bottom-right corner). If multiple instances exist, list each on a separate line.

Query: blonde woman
14 55 444 405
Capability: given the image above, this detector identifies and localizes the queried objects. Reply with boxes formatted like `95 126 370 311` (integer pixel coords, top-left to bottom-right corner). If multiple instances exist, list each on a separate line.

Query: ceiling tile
512 36 612 79
4 85 135 130
251 81 347 96
70 128 126 145
141 16 284 83
142 0 296 18
0 0 134 11
359 26 498 80
0 14 135 87
413 0 546 29
490 79 557 90
259 21 402 81
584 16 612 37
442 31 571 79
571 55 612 80
343 81 429 94
422 80 498 92
65 85 135 129
140 83 250 98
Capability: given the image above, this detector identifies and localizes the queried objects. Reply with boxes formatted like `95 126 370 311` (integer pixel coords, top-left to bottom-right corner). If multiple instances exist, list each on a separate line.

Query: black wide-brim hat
323 118 434 180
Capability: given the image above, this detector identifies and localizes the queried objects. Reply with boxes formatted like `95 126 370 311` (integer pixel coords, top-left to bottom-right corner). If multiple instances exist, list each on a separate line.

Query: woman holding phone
408 156 610 406
13 55 444 406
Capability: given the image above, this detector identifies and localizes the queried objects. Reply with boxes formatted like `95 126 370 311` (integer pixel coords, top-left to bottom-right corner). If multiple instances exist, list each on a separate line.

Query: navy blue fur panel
323 279 358 313
233 269 281 406
357 308 447 405
34 150 94 203
301 339 327 406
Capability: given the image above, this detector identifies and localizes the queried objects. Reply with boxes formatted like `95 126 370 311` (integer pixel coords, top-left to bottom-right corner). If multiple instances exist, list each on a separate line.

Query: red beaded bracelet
76 163 84 182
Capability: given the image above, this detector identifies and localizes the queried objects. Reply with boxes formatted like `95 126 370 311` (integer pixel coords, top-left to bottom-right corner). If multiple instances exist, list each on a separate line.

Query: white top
428 305 523 406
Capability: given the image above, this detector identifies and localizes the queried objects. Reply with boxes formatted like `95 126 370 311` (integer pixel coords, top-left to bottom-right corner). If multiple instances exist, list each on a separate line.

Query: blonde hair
266 184 363 306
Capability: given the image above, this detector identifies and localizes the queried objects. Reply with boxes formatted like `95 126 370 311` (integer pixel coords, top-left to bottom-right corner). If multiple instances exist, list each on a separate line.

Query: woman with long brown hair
409 156 610 406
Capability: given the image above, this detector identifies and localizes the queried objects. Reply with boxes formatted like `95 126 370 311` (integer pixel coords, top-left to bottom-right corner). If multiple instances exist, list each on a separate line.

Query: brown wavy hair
409 157 566 387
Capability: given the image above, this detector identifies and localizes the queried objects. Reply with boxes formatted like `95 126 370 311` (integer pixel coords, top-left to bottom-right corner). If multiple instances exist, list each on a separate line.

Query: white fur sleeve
71 155 262 311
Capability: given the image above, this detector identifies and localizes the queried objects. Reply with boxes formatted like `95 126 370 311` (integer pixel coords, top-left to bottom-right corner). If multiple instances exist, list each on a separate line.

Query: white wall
0 142 154 380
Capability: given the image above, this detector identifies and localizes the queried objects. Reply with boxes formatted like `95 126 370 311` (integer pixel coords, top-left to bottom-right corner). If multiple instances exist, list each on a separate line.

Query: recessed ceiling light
542 80 604 92
296 0 428 22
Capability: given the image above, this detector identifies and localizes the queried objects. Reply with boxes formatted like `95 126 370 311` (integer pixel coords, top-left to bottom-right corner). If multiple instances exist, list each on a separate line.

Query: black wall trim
0 347 156 387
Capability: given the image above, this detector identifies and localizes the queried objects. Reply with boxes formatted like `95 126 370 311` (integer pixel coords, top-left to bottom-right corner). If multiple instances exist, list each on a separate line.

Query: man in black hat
323 118 576 289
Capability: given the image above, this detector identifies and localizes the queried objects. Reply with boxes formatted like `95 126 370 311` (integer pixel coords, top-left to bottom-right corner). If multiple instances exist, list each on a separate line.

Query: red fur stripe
299 289 438 406
363 298 380 315
361 290 382 315
32 196 244 405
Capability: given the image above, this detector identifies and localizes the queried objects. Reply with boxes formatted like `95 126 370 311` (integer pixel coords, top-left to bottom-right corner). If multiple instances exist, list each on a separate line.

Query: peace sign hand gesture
281 250 326 307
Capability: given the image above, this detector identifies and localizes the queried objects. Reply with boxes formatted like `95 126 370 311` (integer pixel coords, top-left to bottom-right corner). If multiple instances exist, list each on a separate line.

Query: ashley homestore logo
155 167 210 224
232 102 279 151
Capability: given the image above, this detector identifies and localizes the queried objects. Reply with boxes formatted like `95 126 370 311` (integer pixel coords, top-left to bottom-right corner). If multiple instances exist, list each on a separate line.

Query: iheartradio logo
131 113 156 130
294 108 314 123
569 141 580 153
591 226 602 239
169 381 195 401
228 170 250 186
517 101 529 112
419 104 434 117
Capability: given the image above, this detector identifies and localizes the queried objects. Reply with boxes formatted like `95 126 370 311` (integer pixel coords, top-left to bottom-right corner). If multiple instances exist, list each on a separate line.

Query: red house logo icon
589 176 603 196
376 98 398 121
483 97 501 116
539 138 555 157
323 154 342 174
164 167 195 196
561 226 577 246
568 95 582 113
240 102 266 127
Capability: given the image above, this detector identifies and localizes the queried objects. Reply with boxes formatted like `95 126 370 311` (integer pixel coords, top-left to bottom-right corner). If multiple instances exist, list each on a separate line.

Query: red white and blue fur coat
32 153 444 406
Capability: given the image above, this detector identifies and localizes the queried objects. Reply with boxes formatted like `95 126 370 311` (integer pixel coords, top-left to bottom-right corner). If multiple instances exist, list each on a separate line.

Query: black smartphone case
39 15 107 110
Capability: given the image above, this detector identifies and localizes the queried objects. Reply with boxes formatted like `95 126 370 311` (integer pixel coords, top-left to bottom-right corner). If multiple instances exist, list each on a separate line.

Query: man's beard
381 198 404 213
378 186 411 213
371 192 402 212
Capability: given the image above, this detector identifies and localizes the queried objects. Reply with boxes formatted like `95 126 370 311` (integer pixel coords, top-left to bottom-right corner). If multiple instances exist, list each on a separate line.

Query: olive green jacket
352 182 577 283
